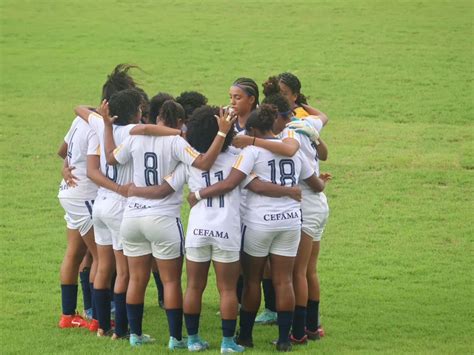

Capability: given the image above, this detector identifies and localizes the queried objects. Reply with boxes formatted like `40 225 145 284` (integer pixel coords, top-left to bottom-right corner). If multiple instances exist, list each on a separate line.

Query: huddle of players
57 64 331 353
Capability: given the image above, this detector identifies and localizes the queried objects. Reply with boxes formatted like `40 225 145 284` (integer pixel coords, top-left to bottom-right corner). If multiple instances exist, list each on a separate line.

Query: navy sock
114 293 128 336
126 303 144 336
262 278 276 312
79 269 91 310
184 313 200 336
236 275 243 304
152 271 164 303
90 283 97 320
222 319 237 338
95 289 111 331
306 299 320 332
166 308 183 340
292 306 306 339
61 284 78 315
277 311 294 343
239 309 257 340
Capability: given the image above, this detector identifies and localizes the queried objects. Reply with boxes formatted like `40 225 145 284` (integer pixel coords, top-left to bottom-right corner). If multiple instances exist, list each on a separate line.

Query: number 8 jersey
114 135 200 218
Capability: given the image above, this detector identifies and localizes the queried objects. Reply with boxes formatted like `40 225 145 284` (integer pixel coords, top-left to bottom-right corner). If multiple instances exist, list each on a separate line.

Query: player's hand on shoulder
232 135 253 149
98 100 117 126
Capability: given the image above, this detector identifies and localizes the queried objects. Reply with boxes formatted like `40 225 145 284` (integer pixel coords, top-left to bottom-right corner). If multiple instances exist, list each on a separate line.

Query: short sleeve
280 128 301 144
88 113 104 135
87 130 100 156
164 163 188 191
241 172 257 188
114 136 132 164
232 147 255 176
172 136 199 166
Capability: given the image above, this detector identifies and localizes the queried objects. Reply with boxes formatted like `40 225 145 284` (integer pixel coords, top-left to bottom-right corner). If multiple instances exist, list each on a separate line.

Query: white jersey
234 140 314 231
87 113 136 201
165 152 245 251
114 134 199 218
58 117 99 200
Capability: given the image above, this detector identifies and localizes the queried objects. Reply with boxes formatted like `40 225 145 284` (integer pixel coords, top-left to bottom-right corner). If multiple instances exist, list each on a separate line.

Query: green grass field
1 0 473 353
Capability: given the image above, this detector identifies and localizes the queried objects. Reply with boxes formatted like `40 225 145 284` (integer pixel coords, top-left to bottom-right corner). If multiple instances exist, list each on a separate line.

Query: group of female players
56 64 331 353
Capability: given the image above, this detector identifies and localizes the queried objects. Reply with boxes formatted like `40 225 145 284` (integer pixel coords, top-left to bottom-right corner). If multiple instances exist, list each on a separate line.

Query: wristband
217 131 226 138
195 190 202 201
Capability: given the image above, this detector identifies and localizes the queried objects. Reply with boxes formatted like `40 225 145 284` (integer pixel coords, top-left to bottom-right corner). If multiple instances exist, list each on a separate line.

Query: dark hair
245 104 277 133
160 100 185 128
176 91 208 120
186 106 234 153
108 89 142 126
232 77 259 108
278 72 308 105
149 92 174 124
101 64 138 101
134 87 150 121
262 76 280 97
262 94 292 119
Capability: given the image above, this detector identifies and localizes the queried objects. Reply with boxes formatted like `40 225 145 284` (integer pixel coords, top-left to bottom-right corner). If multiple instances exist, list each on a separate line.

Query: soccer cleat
187 335 209 352
305 328 321 341
83 308 93 321
88 319 99 332
255 308 277 325
58 314 90 328
275 341 292 352
97 328 115 337
168 336 188 350
289 334 308 345
221 339 245 353
235 334 253 348
111 332 130 340
129 333 155 346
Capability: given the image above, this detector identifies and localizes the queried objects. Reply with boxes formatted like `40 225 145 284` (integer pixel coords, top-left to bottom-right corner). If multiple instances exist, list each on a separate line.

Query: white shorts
301 191 329 242
242 226 300 257
186 245 240 263
120 215 184 259
59 198 95 237
93 196 126 250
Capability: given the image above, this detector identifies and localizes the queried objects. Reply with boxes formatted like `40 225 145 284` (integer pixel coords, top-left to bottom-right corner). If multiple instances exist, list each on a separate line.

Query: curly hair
186 106 235 153
262 94 292 119
160 100 185 128
245 104 278 133
262 76 281 97
149 92 175 124
232 77 259 108
176 91 208 120
101 64 138 101
108 89 142 126
278 72 308 105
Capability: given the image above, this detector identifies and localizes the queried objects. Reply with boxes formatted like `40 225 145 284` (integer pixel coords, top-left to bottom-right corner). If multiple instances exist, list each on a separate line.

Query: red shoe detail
289 334 308 345
59 314 90 328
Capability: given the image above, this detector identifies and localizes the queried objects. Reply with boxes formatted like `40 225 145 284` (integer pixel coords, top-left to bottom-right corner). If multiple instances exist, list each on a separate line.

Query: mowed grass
1 0 473 353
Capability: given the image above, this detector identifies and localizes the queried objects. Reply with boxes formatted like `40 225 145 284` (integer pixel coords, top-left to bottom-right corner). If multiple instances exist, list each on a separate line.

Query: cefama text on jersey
193 229 229 239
